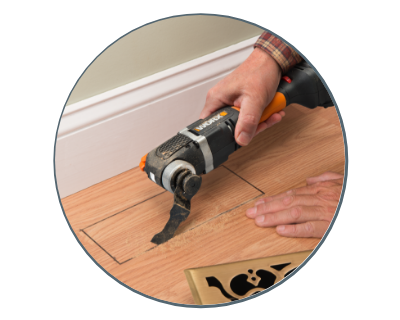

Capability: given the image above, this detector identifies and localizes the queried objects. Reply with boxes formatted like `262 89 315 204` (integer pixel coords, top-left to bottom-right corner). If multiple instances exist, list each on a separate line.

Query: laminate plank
224 105 345 195
292 103 343 128
60 104 345 305
107 199 319 304
84 166 262 264
61 168 163 230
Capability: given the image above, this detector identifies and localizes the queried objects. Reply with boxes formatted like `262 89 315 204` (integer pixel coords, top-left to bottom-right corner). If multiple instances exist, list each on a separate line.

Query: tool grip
258 92 287 124
231 61 333 125
231 91 287 125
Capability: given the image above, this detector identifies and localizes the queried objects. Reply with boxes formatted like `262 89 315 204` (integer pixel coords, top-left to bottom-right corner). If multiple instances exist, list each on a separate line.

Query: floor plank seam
80 229 122 265
82 191 167 230
221 165 265 195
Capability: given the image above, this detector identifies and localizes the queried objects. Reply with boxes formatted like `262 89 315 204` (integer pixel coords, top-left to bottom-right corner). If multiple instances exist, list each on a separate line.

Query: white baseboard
55 35 260 198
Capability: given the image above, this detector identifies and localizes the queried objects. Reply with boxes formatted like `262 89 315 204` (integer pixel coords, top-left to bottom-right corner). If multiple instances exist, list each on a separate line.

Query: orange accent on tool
231 92 287 124
139 153 148 171
259 92 287 124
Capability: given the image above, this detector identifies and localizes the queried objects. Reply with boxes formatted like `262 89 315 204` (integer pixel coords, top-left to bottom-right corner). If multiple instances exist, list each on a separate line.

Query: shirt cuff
254 32 303 74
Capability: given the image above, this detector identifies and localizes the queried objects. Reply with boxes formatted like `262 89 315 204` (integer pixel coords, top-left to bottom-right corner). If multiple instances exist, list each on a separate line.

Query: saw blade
151 183 191 245
151 169 202 245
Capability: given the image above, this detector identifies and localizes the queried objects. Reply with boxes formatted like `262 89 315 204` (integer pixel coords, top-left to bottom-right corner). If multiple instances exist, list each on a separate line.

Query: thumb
306 172 344 185
235 97 264 146
199 88 226 119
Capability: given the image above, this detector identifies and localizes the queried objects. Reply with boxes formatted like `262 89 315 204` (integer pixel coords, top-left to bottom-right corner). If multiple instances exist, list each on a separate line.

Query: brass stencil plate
184 250 312 305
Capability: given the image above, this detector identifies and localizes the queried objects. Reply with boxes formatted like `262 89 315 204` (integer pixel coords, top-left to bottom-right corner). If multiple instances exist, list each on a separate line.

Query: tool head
141 106 239 244
141 106 239 191
162 160 196 193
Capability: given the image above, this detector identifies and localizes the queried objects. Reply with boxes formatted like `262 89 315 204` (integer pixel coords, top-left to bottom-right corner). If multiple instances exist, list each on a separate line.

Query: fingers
276 221 330 238
266 111 285 128
306 172 344 185
255 111 285 135
234 98 264 146
201 91 284 145
235 101 285 145
253 206 328 227
255 176 342 209
254 185 316 207
246 172 342 239
199 88 226 119
246 194 320 218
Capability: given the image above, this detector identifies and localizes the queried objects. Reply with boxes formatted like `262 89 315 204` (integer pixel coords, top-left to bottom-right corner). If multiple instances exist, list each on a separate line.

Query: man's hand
246 172 344 238
200 48 283 146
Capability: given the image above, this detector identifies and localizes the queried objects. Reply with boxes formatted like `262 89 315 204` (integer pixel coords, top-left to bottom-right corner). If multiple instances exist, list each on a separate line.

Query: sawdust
156 200 255 253
129 196 262 260
154 223 209 253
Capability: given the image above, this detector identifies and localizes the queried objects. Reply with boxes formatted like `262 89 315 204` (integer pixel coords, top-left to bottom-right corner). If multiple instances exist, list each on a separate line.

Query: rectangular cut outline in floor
80 165 265 265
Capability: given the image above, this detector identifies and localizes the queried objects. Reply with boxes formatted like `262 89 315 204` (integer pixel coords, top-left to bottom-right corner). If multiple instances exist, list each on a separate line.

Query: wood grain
83 166 262 263
61 168 163 230
108 200 319 303
60 104 345 305
224 104 345 195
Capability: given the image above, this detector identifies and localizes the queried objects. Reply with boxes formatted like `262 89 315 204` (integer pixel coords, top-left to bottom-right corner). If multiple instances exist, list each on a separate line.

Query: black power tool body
140 61 333 245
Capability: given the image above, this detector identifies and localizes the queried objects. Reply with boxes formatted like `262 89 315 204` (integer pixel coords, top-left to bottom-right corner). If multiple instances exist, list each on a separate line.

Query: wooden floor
61 104 345 304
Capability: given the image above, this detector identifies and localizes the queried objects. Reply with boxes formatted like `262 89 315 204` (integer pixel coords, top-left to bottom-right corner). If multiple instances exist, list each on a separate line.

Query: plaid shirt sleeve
254 32 302 73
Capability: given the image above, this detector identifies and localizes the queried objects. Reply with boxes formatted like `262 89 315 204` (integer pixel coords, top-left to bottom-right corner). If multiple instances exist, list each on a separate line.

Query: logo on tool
195 111 227 131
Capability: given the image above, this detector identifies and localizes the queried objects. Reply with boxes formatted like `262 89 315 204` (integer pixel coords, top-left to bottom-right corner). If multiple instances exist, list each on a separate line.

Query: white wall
56 37 260 198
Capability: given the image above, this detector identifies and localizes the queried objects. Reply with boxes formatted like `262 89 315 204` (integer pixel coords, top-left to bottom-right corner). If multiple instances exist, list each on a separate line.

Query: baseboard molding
55 35 259 198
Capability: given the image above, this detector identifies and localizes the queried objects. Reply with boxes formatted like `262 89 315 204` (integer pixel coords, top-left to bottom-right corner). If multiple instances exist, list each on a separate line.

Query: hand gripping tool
139 61 333 245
